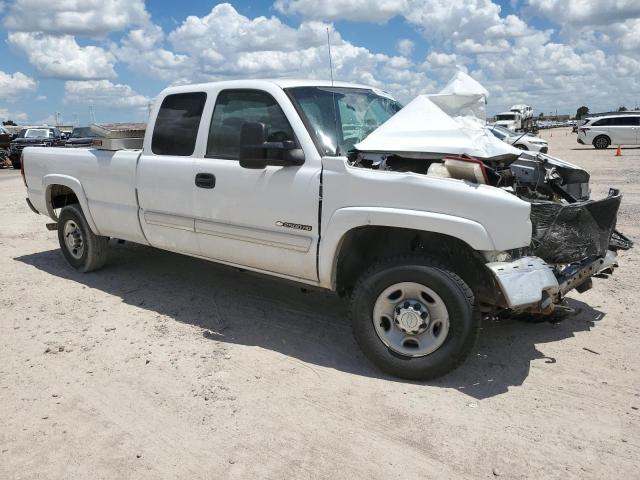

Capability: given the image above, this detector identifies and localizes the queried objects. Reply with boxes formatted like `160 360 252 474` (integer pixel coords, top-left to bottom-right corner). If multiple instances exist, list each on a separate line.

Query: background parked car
577 113 640 149
0 126 11 167
65 126 99 148
486 125 549 153
0 126 10 149
9 127 65 168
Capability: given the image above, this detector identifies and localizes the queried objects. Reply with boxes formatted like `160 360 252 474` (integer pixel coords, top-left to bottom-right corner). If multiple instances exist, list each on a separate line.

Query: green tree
2 120 17 126
576 106 589 120
618 106 628 112
538 112 544 119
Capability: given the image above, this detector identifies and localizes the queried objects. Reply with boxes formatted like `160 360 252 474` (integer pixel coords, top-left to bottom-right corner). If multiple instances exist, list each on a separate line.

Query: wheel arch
43 174 100 235
320 208 498 302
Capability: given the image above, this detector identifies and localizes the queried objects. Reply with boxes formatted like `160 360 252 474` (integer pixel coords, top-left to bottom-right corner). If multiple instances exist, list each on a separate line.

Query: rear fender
43 174 100 235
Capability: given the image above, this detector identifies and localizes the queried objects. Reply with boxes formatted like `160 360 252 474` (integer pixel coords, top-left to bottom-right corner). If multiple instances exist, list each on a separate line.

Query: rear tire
58 204 109 272
349 256 480 380
514 144 528 150
593 135 610 149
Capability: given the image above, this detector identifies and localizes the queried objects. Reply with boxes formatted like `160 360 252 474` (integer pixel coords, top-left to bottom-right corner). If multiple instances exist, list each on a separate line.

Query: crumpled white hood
355 71 521 158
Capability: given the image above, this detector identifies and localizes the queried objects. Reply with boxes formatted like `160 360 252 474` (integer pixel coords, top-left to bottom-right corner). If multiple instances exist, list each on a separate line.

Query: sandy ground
1 128 639 479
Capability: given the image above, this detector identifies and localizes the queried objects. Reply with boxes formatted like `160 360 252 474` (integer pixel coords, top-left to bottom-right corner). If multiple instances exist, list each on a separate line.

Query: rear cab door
192 82 322 281
136 90 208 256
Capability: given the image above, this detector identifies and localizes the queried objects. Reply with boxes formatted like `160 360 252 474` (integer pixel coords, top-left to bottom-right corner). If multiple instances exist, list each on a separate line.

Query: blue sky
1 0 639 125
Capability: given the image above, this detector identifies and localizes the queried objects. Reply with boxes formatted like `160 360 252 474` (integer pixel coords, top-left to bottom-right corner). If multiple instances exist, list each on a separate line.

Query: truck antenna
327 27 340 155
327 27 334 87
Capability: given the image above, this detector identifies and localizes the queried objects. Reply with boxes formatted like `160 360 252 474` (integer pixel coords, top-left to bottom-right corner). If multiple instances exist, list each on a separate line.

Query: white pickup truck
21 79 631 379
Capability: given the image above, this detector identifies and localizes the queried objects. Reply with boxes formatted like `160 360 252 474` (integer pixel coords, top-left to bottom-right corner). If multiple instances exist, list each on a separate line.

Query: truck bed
24 147 147 244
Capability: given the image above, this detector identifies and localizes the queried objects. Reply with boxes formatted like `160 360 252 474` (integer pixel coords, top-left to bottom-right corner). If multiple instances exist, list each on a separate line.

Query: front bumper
577 137 585 145
487 251 620 312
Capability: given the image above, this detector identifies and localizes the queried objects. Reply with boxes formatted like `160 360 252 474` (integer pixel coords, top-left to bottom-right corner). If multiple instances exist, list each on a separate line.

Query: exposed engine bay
348 149 633 266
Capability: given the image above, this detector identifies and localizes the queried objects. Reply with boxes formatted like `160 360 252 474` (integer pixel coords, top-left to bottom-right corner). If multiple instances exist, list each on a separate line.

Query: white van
577 114 640 149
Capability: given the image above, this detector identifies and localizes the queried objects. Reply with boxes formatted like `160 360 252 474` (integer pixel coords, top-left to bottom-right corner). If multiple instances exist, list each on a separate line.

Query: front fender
318 206 495 288
42 174 101 235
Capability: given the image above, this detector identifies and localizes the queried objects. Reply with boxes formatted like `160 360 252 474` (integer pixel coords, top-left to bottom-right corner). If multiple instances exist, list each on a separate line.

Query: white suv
577 114 640 149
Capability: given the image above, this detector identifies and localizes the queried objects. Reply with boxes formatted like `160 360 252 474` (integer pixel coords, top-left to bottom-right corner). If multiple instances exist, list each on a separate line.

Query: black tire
349 256 480 380
12 159 20 169
514 144 528 150
57 204 109 272
593 135 610 149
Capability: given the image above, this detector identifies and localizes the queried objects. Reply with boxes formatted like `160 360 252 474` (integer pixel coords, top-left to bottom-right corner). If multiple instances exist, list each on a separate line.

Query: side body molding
42 174 101 235
318 206 496 288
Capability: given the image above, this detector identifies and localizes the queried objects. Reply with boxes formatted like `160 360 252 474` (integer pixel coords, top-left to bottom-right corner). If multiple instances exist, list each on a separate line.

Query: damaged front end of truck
349 72 633 317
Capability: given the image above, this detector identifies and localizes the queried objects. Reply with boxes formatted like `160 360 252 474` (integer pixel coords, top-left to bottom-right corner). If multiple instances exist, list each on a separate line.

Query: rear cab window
152 92 207 156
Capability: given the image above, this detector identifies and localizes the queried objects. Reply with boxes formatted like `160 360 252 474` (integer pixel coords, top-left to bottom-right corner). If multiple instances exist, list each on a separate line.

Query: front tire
514 144 528 150
349 256 479 380
57 204 109 272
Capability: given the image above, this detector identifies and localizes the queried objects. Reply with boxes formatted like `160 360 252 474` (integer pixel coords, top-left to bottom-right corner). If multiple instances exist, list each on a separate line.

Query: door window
152 92 207 156
206 90 295 159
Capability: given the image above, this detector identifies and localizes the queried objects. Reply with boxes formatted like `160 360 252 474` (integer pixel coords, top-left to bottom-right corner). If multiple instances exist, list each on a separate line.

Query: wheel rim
372 282 450 357
63 220 84 259
595 138 607 148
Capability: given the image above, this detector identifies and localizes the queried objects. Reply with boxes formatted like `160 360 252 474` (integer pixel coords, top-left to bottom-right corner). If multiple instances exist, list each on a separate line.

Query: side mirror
239 122 305 169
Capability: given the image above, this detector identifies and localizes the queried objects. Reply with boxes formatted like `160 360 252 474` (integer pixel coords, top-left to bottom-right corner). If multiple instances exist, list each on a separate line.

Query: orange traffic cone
615 146 622 156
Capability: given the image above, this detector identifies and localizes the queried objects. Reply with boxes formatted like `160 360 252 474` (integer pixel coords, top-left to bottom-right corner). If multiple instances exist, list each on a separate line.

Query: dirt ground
1 128 639 479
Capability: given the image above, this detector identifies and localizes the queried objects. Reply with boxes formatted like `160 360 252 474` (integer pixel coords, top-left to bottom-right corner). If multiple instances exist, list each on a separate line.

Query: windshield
496 114 516 121
23 128 51 138
489 125 515 137
71 127 97 138
286 86 403 156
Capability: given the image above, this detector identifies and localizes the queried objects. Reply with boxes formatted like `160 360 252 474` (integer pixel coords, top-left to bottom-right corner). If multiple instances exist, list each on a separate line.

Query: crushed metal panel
530 193 622 264
487 256 559 308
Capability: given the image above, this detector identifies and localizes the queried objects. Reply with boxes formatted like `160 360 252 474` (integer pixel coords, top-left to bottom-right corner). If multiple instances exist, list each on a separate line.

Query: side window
152 92 207 156
592 118 611 127
206 90 295 159
611 117 639 126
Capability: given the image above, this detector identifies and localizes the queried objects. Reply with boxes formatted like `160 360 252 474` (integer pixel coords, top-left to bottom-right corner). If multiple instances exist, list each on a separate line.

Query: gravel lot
1 128 639 479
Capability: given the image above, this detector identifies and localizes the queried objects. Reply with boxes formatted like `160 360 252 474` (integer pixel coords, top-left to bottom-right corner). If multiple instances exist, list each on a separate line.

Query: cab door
192 88 321 281
136 92 207 256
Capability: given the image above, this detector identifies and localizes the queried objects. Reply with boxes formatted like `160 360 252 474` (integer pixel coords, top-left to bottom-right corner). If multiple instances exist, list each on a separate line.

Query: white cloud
64 80 150 109
274 0 407 22
112 24 190 81
8 32 116 80
527 0 640 27
4 0 149 36
396 38 415 56
456 38 510 54
0 107 28 123
0 70 37 99
158 4 432 100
